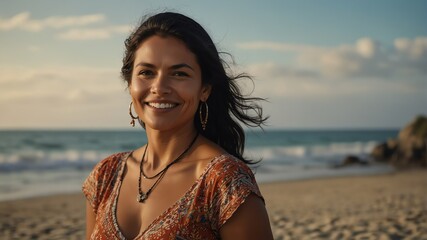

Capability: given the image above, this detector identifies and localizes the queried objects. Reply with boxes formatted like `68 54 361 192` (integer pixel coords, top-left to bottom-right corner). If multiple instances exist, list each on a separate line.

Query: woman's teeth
147 102 177 109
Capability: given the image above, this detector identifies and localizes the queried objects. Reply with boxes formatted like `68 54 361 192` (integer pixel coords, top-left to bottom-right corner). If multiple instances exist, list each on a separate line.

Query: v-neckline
112 152 227 240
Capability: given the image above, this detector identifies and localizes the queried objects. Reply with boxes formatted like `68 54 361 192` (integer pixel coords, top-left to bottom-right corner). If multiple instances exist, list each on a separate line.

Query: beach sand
1 170 426 240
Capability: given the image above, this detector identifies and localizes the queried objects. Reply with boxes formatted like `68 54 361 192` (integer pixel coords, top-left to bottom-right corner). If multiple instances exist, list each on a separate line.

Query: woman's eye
173 71 189 77
138 70 154 76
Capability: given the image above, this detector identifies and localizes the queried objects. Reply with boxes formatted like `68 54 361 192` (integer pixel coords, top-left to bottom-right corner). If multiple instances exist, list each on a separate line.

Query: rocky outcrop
334 155 369 168
371 115 427 168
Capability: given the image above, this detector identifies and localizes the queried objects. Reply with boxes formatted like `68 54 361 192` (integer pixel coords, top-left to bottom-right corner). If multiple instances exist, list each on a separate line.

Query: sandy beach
263 170 427 240
1 170 426 240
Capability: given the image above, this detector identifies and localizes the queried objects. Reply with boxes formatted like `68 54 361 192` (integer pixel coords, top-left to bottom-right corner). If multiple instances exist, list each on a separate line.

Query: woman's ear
200 84 212 102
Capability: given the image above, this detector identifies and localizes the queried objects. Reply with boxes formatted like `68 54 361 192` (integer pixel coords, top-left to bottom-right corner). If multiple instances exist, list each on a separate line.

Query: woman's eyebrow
170 63 194 71
135 62 156 68
134 62 195 71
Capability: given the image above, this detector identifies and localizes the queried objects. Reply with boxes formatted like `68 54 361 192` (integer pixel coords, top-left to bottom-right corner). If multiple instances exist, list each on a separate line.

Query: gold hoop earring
199 101 208 131
129 102 139 127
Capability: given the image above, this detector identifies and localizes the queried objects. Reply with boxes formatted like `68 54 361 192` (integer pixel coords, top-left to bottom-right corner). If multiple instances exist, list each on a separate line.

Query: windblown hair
121 12 268 164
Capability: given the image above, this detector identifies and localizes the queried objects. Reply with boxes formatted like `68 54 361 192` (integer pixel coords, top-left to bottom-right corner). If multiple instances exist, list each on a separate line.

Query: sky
0 0 426 130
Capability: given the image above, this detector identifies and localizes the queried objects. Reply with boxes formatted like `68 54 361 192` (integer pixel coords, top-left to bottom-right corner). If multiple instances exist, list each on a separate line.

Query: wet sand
1 170 426 239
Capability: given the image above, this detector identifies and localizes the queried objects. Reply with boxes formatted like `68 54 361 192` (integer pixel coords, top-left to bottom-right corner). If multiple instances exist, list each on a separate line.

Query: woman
83 12 273 239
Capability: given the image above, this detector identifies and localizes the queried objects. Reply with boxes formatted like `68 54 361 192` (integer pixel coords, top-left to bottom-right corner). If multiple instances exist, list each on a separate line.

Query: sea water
0 129 397 201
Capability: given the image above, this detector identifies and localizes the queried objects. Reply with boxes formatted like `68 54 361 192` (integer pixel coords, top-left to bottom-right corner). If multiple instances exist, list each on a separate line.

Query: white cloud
394 37 427 60
241 61 425 99
238 37 427 79
0 66 127 104
393 37 427 75
0 11 131 41
0 66 132 128
41 14 105 29
356 38 380 58
240 62 323 96
0 12 30 31
57 25 132 40
236 41 326 54
242 61 426 129
0 12 105 32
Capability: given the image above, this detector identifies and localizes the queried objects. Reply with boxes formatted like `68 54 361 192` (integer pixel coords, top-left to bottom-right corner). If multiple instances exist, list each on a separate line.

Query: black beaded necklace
137 133 199 203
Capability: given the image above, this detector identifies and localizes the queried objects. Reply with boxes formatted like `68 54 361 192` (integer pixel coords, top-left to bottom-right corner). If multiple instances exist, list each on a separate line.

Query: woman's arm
85 200 96 240
220 194 274 239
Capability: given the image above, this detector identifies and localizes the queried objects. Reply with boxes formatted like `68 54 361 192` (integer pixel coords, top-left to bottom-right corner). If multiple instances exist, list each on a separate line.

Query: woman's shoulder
82 151 132 212
201 154 264 231
90 151 131 178
209 154 252 171
203 154 256 183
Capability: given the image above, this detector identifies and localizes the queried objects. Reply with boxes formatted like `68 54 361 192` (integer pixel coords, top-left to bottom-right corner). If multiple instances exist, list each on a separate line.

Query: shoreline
1 169 426 239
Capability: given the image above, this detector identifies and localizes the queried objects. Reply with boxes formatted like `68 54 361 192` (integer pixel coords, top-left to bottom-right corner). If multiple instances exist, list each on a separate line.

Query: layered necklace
137 133 199 203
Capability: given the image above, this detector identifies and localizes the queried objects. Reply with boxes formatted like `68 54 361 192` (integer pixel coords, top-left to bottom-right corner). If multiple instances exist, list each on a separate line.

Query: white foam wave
245 141 379 164
0 150 112 171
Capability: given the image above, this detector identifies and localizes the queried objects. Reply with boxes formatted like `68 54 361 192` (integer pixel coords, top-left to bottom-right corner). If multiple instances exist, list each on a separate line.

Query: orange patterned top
82 152 264 240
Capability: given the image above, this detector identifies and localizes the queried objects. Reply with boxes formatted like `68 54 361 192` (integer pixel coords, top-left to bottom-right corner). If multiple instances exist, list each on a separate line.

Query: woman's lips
145 102 179 109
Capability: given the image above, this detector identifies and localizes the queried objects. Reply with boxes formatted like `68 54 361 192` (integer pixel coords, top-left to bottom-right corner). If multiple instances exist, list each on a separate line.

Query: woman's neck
144 126 198 171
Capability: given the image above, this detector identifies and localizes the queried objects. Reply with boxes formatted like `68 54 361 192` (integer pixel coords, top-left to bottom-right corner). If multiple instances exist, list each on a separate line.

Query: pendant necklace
137 133 199 203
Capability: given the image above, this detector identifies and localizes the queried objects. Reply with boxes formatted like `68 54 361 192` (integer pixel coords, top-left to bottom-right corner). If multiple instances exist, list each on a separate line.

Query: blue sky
0 0 426 129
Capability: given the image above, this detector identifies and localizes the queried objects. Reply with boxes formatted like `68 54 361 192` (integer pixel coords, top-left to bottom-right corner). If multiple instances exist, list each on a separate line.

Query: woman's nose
150 73 171 95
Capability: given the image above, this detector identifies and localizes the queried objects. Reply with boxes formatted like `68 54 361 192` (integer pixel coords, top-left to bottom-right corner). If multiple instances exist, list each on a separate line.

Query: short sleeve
206 156 264 232
82 152 126 214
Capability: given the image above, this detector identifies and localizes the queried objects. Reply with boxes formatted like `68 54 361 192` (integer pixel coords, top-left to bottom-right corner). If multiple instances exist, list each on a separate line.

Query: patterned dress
82 152 263 240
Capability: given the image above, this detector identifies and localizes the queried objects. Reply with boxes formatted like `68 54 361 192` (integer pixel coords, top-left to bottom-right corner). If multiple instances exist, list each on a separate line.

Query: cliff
371 115 427 168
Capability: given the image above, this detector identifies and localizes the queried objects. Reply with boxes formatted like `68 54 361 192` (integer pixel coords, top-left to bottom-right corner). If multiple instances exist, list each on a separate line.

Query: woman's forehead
134 35 198 68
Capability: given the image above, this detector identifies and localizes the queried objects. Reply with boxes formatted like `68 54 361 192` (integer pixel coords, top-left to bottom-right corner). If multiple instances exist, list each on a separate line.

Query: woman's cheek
130 80 145 96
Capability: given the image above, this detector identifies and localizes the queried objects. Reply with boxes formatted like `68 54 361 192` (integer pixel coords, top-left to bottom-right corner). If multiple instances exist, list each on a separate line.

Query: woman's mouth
146 102 178 109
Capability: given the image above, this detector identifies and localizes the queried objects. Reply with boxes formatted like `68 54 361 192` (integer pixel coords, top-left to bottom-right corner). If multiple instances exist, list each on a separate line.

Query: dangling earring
129 102 139 127
199 101 208 131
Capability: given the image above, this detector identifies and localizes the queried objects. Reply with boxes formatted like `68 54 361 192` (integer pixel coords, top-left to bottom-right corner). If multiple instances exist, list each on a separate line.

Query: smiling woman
82 12 272 240
130 35 207 132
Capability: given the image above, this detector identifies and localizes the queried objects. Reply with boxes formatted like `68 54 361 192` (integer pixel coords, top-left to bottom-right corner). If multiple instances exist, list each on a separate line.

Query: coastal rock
371 140 397 162
371 115 427 168
336 155 369 168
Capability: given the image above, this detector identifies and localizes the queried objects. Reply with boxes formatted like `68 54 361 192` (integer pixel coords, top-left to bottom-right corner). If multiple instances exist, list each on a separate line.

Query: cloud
356 38 380 58
393 37 427 74
242 62 328 97
238 37 427 79
236 41 326 54
239 62 324 96
57 25 131 40
0 66 131 128
240 61 425 99
242 60 426 129
0 66 127 104
0 12 130 40
0 12 105 32
394 37 427 60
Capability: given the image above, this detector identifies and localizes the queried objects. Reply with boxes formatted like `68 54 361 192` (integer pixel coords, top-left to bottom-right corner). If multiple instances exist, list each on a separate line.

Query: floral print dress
83 152 263 240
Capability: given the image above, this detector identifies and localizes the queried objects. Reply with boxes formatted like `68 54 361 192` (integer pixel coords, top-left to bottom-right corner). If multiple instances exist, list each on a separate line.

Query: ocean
0 129 397 201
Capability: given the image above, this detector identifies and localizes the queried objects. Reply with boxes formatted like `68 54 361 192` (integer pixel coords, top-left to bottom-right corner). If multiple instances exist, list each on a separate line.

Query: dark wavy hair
121 12 268 164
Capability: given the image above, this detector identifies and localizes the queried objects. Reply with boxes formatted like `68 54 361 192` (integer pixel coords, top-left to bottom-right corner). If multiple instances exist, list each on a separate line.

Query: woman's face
129 35 210 132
